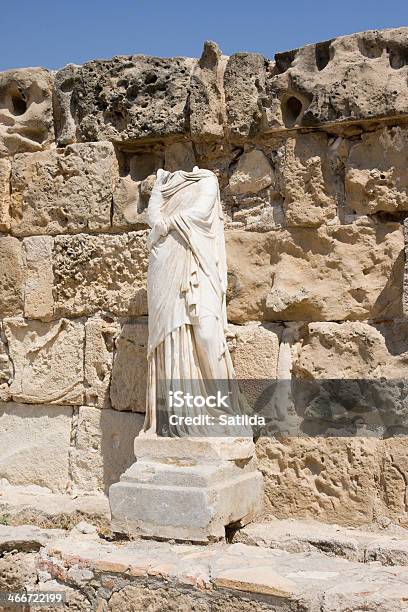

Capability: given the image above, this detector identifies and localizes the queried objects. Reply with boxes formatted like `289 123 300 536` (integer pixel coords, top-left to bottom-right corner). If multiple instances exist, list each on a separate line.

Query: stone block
110 320 148 412
52 64 79 146
22 236 54 321
3 317 84 405
190 41 225 139
346 126 408 214
229 322 281 379
53 232 148 317
226 223 403 323
67 55 195 142
0 236 24 317
10 142 118 236
0 402 72 493
256 437 380 526
133 437 256 461
110 456 263 542
267 28 408 130
276 134 339 227
0 322 11 401
69 406 144 494
224 53 267 138
0 157 10 231
0 68 54 157
84 316 120 408
229 149 274 195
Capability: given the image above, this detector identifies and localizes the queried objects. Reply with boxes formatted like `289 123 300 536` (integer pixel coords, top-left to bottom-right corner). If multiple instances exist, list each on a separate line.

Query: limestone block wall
1 29 408 526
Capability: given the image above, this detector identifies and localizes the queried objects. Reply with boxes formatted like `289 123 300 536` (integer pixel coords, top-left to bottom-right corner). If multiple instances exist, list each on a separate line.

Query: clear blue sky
1 1 407 71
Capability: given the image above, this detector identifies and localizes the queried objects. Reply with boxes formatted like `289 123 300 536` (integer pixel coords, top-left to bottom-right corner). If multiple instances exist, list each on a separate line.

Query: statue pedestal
109 437 263 543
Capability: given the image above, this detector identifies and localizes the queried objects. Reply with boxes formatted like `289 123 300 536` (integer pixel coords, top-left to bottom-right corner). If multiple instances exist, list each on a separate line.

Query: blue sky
1 1 407 71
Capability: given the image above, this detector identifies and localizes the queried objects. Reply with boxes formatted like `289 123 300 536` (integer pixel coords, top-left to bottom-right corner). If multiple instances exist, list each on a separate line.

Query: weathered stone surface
0 236 24 317
69 406 144 494
292 321 408 433
23 236 54 321
3 317 84 405
110 319 148 412
0 322 11 401
41 536 408 610
256 437 380 525
267 27 408 130
190 41 225 139
235 518 408 565
0 524 66 553
0 551 37 590
346 126 408 214
0 157 10 231
112 150 161 229
226 223 403 323
378 438 408 529
404 218 408 318
229 149 274 195
10 142 118 236
53 231 148 317
52 63 79 146
164 141 196 172
229 321 281 378
276 134 339 227
0 68 54 157
84 316 119 408
294 321 408 380
224 53 267 138
0 482 110 529
0 402 72 493
69 55 195 142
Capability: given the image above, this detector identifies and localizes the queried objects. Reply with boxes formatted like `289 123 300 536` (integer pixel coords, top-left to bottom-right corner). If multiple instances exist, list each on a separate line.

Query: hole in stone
388 46 408 69
315 40 332 71
274 49 297 74
11 93 27 116
145 72 158 84
282 95 303 127
357 37 383 59
60 78 74 93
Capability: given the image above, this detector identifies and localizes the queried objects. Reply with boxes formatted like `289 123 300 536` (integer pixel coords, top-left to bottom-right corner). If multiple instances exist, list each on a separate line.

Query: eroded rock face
267 28 408 130
10 142 118 236
0 236 24 317
226 223 403 323
53 232 149 317
0 158 10 231
346 126 408 214
0 68 54 157
257 437 380 525
3 317 84 405
224 52 268 138
61 55 195 143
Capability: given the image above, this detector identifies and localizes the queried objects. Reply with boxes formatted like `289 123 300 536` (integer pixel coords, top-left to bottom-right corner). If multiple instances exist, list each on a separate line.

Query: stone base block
109 456 263 543
133 435 255 460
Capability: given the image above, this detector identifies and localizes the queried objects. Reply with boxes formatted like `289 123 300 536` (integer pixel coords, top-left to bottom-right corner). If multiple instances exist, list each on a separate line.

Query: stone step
232 518 408 565
2 523 408 610
0 483 110 530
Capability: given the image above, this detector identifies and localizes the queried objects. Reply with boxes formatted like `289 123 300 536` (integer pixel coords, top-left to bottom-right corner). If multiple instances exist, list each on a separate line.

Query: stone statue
141 165 247 437
110 165 263 541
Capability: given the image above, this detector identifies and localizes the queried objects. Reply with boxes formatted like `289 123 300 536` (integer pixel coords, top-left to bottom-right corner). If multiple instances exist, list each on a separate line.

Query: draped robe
142 168 249 437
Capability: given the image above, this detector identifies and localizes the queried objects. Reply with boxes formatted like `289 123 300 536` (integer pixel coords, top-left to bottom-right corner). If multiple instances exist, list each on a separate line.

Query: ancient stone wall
1 29 408 527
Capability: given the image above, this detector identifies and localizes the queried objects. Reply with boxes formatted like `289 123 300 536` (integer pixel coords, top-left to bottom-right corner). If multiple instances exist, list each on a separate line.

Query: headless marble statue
142 166 248 437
